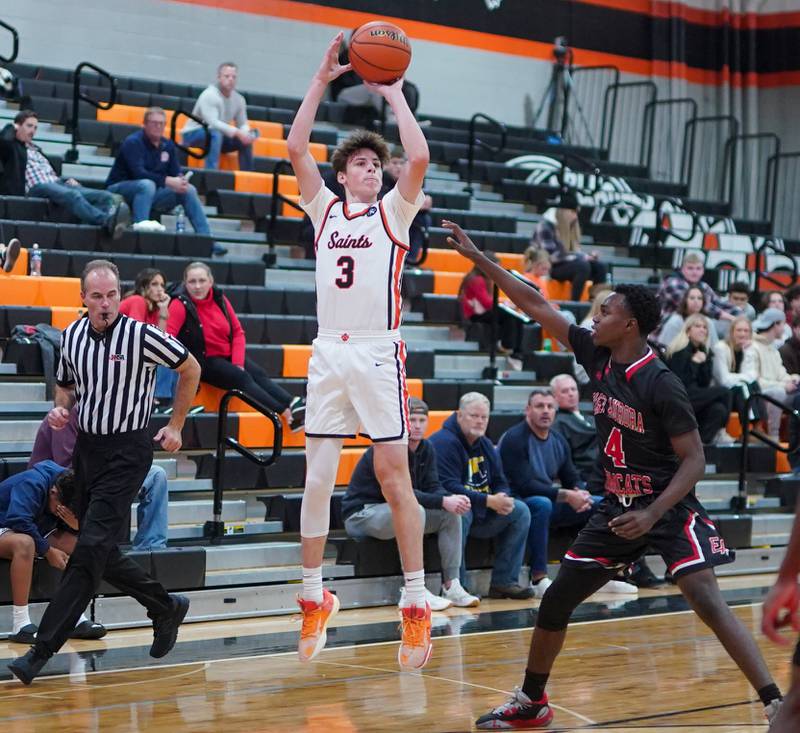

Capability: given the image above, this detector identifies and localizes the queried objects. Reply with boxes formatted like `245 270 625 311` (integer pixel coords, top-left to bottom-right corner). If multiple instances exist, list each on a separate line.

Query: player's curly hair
615 283 661 336
331 130 390 174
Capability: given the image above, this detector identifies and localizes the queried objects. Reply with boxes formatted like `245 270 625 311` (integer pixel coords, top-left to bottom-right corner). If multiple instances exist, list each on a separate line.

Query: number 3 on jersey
335 255 354 289
604 427 627 468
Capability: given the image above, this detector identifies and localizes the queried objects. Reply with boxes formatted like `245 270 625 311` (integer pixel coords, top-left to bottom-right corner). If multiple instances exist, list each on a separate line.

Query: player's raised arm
287 32 352 202
443 220 572 346
367 78 429 203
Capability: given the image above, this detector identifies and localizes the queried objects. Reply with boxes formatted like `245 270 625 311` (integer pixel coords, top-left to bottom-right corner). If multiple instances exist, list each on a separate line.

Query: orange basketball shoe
398 603 432 670
297 589 340 662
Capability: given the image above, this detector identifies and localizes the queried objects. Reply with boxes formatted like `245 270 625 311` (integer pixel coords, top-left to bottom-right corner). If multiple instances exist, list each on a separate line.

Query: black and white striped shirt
56 314 188 434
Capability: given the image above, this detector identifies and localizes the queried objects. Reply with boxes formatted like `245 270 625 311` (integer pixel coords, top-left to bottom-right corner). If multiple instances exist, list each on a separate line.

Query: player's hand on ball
315 32 352 84
608 508 657 539
442 219 480 260
155 425 182 453
364 77 404 98
761 577 800 645
48 406 71 430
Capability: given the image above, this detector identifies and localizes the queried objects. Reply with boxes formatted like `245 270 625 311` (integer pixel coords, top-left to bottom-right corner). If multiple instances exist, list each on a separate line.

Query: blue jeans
132 465 168 550
28 181 113 225
154 365 178 401
460 499 531 587
107 179 210 234
523 494 602 577
183 128 254 171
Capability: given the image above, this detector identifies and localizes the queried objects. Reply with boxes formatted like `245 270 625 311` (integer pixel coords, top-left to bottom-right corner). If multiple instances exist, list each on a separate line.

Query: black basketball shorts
562 494 735 580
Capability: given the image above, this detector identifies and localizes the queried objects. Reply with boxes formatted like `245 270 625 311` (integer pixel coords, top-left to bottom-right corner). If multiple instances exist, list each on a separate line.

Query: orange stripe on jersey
314 196 340 253
398 341 410 436
391 244 406 329
342 201 374 220
379 199 410 252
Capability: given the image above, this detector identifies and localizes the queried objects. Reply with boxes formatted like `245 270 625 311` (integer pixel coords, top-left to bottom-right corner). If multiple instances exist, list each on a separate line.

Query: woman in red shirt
120 268 177 409
458 253 524 369
167 262 304 430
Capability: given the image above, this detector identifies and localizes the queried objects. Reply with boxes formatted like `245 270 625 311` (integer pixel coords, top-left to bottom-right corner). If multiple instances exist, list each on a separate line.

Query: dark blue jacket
106 130 180 188
341 439 447 520
498 420 582 501
428 412 510 520
0 460 66 555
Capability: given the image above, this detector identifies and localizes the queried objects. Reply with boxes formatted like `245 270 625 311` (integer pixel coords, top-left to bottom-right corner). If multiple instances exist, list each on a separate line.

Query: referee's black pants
34 429 173 658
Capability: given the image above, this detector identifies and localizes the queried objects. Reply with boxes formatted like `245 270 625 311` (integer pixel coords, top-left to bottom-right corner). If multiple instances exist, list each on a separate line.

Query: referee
9 259 201 685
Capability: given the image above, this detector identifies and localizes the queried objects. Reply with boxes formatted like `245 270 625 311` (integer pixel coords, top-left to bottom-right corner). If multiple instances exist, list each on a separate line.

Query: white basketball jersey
301 185 423 333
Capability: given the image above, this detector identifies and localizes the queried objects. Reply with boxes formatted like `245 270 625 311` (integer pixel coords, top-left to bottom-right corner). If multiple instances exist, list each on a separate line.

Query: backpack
6 324 62 399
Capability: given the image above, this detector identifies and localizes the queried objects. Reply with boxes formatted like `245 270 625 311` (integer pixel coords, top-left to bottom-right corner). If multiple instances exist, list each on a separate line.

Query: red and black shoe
475 687 554 729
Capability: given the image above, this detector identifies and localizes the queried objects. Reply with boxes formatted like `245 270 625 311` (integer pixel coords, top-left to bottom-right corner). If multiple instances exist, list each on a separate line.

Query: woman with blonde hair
530 189 607 301
667 314 733 444
712 315 761 425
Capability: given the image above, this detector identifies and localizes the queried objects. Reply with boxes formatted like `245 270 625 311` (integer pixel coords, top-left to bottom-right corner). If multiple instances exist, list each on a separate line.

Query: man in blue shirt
0 461 103 643
499 389 599 598
106 107 211 237
429 392 533 600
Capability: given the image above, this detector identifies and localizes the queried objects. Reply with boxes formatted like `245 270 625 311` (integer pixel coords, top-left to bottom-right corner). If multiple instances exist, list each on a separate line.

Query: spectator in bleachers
386 148 431 263
458 255 524 370
785 284 800 326
712 315 760 427
106 107 213 239
119 268 180 411
27 406 169 551
666 314 734 445
656 253 740 339
521 246 551 293
1 110 129 238
725 281 756 322
0 237 20 273
342 397 480 610
742 307 800 441
759 291 790 345
166 262 305 430
657 285 719 349
428 392 533 600
779 315 800 377
181 62 255 172
498 389 600 597
530 189 607 302
0 461 105 643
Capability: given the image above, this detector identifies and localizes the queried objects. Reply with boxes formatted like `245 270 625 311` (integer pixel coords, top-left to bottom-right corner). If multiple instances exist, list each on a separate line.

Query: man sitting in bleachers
342 397 479 610
656 252 740 340
0 110 129 238
0 460 106 643
181 62 255 172
28 407 168 551
106 107 214 242
429 392 533 600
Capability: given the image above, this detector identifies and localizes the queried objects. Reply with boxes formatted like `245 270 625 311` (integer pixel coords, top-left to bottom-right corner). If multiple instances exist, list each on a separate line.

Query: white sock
302 566 324 604
12 605 31 633
402 569 426 608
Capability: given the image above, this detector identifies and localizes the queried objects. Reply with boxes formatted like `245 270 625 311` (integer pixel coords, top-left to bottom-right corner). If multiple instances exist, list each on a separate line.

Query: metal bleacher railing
65 62 117 163
463 112 507 195
204 389 283 543
265 158 304 267
0 19 18 64
765 152 800 239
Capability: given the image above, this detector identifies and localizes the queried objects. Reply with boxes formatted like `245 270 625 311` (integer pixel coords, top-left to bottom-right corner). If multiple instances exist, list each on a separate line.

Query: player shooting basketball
443 221 784 729
286 32 432 670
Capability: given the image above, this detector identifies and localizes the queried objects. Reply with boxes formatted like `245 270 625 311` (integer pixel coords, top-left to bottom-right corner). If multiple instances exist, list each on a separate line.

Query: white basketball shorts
305 329 410 444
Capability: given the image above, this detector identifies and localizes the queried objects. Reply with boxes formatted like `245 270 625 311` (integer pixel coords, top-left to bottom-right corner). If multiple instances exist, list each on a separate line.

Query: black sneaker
476 687 554 729
629 559 664 589
488 584 535 600
289 396 305 433
2 237 21 273
7 647 49 685
149 594 189 658
69 620 107 640
106 201 131 240
7 623 37 644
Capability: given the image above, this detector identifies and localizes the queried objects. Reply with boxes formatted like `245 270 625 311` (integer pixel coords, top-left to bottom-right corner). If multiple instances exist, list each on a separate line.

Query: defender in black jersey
442 221 783 730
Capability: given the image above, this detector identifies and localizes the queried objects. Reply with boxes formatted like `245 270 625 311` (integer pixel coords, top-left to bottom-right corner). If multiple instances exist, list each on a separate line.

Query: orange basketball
349 21 412 84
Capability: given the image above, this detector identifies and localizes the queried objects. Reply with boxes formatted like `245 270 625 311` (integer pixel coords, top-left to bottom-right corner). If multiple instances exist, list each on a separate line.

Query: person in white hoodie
742 307 800 440
712 315 761 427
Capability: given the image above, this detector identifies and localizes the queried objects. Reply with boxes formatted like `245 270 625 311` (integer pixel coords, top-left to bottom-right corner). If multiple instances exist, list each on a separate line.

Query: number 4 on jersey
604 427 627 468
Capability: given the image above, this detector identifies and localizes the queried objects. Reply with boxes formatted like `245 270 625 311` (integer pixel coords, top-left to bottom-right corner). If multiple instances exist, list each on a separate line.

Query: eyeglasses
145 119 166 127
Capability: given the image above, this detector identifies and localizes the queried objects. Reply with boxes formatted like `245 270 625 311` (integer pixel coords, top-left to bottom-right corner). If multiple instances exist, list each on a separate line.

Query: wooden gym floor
0 574 791 732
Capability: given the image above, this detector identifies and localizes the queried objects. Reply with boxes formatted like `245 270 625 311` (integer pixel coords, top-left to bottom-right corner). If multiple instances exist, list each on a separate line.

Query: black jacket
341 439 448 520
172 285 233 367
0 123 27 195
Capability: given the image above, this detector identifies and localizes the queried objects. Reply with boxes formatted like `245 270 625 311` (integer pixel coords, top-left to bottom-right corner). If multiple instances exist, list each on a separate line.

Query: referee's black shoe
7 648 49 685
150 594 190 658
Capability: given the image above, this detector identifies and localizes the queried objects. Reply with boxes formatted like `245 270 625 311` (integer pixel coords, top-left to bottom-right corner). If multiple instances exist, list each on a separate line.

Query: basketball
349 21 412 84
